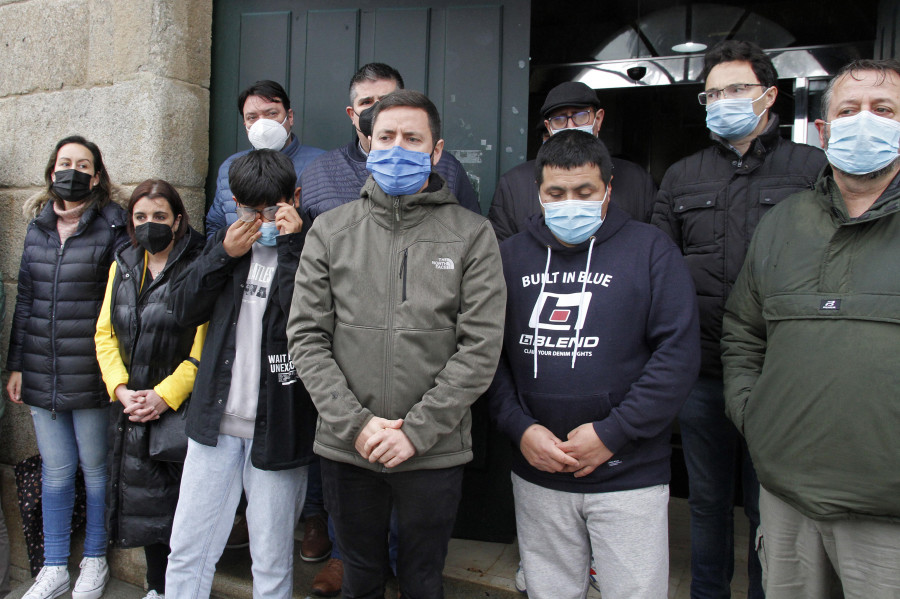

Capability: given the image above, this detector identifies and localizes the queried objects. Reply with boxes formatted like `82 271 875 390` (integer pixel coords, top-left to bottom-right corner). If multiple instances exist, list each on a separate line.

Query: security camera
627 66 647 81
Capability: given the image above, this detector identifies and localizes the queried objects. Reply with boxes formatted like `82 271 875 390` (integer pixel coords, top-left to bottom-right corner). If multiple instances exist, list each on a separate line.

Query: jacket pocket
395 240 463 330
521 391 612 441
673 192 717 251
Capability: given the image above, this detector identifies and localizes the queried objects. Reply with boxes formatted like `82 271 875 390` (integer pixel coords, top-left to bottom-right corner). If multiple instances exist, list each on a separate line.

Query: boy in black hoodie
489 131 700 599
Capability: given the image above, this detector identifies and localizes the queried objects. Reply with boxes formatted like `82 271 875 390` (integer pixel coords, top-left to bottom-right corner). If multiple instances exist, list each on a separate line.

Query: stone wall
0 0 212 585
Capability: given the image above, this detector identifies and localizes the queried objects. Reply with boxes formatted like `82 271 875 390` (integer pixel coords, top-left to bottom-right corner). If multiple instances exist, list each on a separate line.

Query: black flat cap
540 82 601 117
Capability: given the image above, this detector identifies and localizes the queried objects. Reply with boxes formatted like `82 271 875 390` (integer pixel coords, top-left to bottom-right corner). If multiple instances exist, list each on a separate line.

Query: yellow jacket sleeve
154 322 208 411
95 262 129 399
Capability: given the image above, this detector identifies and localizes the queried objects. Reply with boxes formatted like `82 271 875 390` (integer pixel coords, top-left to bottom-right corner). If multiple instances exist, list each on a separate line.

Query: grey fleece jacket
288 173 506 473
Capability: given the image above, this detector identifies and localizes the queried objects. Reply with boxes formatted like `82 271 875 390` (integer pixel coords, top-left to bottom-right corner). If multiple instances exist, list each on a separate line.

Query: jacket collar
711 113 782 159
360 172 457 228
346 138 368 164
116 226 204 273
816 166 900 224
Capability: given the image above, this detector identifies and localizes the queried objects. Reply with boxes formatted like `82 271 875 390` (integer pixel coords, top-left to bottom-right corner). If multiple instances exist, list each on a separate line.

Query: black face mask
359 103 377 138
134 222 174 255
51 169 94 202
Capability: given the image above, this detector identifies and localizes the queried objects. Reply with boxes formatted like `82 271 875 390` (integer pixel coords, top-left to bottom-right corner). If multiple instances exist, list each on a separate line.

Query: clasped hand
114 385 169 423
520 422 614 478
355 416 416 469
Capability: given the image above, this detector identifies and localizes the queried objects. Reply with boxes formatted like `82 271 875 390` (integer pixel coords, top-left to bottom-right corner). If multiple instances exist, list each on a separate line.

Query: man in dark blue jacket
206 80 325 239
299 62 480 224
490 131 700 599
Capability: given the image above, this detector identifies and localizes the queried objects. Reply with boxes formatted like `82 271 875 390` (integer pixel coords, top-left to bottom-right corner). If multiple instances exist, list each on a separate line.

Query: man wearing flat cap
488 81 657 242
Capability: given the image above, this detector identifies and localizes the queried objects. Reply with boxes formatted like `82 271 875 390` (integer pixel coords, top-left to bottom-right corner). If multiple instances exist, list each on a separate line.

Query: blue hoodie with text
489 204 700 493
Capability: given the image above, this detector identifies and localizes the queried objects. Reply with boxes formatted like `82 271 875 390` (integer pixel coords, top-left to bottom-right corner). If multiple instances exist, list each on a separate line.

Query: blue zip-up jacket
8 191 128 413
489 207 700 493
299 139 482 223
205 134 325 238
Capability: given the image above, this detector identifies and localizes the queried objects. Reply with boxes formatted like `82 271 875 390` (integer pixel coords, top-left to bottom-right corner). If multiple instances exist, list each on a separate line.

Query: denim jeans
679 376 763 599
30 406 109 566
165 436 308 599
301 456 325 518
321 458 463 599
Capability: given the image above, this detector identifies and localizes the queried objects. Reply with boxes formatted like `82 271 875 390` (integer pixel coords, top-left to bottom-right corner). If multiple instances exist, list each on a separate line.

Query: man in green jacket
287 89 506 599
722 58 900 598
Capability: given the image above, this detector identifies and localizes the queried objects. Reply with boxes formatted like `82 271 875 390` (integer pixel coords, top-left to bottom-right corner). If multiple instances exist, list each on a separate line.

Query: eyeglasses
547 110 594 130
698 83 766 105
236 205 279 222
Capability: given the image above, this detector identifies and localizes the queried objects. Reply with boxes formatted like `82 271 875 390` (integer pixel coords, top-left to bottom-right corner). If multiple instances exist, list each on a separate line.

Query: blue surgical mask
550 123 595 136
705 89 769 140
825 110 900 175
256 221 278 247
540 187 609 245
366 146 432 196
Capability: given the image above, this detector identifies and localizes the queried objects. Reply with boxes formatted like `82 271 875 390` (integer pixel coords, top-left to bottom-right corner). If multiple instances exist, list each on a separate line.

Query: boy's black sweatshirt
489 205 700 493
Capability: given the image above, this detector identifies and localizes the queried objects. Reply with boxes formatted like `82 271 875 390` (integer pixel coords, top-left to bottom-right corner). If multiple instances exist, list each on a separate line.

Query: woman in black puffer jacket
94 180 206 599
6 136 128 599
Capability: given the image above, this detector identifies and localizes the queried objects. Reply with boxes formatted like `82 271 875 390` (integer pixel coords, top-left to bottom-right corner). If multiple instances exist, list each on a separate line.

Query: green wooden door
209 0 531 215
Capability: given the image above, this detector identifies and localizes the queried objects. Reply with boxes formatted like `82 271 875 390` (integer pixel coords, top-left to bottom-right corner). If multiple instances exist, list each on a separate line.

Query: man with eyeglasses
167 150 317 599
488 81 657 242
206 80 325 239
652 40 826 599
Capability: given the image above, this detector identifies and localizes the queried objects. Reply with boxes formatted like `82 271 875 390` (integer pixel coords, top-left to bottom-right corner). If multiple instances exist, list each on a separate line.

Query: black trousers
321 458 464 599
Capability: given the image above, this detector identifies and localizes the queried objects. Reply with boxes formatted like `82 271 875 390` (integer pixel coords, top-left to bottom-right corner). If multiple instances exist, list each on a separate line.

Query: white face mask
247 115 289 150
550 120 596 137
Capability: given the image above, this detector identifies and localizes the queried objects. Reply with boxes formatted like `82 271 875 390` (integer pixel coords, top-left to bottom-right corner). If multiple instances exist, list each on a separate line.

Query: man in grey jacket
288 89 505 599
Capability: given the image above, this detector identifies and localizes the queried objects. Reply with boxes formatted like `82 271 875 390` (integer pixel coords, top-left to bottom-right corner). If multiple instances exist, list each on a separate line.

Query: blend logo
528 291 592 331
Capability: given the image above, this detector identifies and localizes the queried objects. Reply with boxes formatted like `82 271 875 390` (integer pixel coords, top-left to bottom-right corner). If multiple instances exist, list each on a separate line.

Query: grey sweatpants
512 474 669 599
758 486 900 599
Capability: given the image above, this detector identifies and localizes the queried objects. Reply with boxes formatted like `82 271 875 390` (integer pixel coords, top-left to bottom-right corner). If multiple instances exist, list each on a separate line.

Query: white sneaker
72 556 109 599
514 561 527 594
22 565 69 599
142 591 164 599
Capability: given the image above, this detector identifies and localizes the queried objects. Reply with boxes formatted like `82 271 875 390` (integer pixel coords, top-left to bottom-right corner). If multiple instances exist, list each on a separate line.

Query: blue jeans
679 376 763 599
30 407 109 566
165 436 307 599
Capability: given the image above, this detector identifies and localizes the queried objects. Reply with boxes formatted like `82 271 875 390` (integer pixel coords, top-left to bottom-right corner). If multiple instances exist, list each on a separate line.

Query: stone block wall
0 0 213 586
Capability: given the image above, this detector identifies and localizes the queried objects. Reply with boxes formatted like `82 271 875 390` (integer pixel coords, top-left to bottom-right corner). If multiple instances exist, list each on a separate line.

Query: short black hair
349 63 405 103
822 58 900 119
369 89 441 145
228 150 296 208
701 40 777 88
237 80 291 116
535 130 613 185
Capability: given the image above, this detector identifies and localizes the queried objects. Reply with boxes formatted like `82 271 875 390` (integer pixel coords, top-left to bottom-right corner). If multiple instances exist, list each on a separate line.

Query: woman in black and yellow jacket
95 179 206 599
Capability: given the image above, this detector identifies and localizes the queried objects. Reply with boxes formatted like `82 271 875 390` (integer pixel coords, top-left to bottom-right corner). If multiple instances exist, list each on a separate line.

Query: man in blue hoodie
490 130 700 599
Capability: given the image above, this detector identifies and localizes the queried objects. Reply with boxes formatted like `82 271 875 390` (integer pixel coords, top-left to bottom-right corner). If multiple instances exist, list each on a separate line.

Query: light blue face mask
705 89 769 140
256 221 278 247
825 110 900 175
366 145 433 196
540 187 609 245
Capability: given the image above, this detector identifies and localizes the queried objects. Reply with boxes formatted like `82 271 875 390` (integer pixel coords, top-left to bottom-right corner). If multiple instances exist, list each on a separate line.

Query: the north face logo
432 258 454 270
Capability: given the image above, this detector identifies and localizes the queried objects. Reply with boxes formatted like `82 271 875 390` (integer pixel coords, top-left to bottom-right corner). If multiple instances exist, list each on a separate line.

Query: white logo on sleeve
432 258 455 270
528 292 593 331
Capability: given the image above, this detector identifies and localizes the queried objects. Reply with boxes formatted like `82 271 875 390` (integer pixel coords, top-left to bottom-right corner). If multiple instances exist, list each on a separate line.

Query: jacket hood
815 166 900 224
524 201 631 253
23 183 130 220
